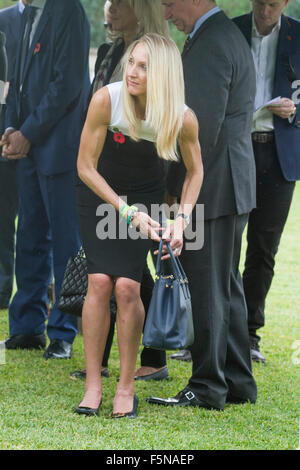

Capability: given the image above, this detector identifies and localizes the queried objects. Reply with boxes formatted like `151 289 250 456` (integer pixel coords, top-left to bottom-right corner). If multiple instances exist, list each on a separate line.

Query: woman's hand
153 217 185 260
131 211 162 242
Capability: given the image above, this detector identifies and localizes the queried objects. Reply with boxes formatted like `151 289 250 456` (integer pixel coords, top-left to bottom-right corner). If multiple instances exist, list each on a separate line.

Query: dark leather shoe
112 395 139 419
43 339 72 359
146 388 222 410
5 334 46 350
70 368 109 379
134 366 169 381
75 399 102 417
250 339 266 364
251 348 266 363
168 349 192 362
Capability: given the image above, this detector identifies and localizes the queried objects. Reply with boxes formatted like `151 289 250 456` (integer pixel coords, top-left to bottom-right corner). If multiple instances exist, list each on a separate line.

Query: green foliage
81 0 106 49
1 1 299 48
81 0 300 48
0 0 11 9
218 0 251 17
286 0 300 17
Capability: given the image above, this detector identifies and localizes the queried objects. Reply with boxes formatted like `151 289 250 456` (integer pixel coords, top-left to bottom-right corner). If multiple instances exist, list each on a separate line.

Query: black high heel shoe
111 394 139 419
74 399 102 417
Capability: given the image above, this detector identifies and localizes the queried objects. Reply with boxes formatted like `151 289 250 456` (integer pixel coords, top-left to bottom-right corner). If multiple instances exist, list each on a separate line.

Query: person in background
1 0 90 359
233 0 300 363
71 0 171 382
0 0 26 311
147 0 257 411
75 33 203 418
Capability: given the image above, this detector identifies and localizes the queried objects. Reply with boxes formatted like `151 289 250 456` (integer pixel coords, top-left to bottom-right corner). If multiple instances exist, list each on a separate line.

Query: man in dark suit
233 0 300 363
148 0 257 411
1 0 90 359
0 0 25 310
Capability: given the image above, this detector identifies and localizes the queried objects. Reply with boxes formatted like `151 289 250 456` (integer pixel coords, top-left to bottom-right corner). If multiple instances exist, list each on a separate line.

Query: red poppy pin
34 43 41 54
287 35 292 41
113 131 126 146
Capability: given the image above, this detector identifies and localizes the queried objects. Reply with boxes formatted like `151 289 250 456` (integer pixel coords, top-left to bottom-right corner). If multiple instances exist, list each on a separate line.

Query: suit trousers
9 155 80 343
243 140 295 342
181 213 257 409
0 159 18 307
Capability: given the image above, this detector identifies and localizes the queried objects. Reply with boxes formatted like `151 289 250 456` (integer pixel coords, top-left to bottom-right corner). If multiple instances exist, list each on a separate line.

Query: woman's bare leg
113 277 145 414
78 273 114 409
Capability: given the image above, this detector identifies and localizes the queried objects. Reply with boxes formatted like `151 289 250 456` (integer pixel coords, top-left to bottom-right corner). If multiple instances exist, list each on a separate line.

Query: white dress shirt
18 0 26 14
28 0 46 46
251 17 281 132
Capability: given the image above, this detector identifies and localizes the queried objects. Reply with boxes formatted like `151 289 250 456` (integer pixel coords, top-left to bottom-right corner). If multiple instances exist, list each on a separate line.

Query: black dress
76 82 166 283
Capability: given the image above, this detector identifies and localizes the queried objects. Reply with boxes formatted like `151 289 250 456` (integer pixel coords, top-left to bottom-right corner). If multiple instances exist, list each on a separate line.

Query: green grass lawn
0 185 299 451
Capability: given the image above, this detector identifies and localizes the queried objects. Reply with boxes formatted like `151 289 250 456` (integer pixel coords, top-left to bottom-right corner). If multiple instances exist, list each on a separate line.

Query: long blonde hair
127 0 169 37
105 0 169 40
122 34 185 162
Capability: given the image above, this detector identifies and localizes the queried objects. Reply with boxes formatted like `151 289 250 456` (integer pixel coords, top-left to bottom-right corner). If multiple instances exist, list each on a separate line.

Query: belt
252 132 274 144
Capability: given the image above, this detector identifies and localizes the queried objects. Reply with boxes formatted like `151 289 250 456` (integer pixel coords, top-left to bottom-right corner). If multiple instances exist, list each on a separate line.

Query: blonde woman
73 0 172 383
75 34 203 419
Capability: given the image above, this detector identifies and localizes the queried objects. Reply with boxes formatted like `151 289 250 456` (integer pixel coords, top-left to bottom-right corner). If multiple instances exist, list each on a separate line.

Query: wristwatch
176 213 190 225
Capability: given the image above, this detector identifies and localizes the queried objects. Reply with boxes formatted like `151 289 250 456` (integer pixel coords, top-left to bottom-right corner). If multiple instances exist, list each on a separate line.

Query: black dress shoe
112 395 139 419
168 349 192 362
250 339 266 364
134 366 169 381
5 334 46 350
43 339 72 359
70 368 109 379
146 389 222 411
74 399 102 417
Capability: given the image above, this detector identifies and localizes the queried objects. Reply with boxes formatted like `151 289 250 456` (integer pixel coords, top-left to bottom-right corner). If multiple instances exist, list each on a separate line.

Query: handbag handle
155 239 186 281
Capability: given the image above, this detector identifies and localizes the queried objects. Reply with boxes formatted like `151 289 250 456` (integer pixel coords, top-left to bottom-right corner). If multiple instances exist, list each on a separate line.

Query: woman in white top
75 33 203 418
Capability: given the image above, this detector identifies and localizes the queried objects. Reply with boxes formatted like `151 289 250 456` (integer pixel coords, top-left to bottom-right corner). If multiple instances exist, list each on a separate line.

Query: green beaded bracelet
120 204 130 218
127 206 138 225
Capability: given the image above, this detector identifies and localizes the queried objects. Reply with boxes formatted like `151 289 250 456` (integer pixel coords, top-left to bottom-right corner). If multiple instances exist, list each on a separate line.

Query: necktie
183 35 191 54
19 6 38 84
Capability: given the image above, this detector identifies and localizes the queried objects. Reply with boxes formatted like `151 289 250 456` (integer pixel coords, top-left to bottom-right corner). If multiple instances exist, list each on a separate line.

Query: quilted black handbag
58 248 88 317
142 239 194 350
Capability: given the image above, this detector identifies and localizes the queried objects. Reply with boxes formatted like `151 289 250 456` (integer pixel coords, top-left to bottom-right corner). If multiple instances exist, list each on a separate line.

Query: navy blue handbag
142 239 194 350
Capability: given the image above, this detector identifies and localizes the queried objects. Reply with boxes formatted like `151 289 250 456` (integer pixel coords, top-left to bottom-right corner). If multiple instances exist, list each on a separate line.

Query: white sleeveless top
106 81 188 143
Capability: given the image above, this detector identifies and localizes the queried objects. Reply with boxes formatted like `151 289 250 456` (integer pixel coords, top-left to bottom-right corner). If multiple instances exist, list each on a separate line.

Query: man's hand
267 98 296 120
0 128 15 147
1 130 30 160
153 218 185 260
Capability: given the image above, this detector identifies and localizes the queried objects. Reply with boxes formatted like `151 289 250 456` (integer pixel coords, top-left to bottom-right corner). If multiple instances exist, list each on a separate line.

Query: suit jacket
0 4 22 82
5 0 91 176
167 11 256 220
233 13 300 182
